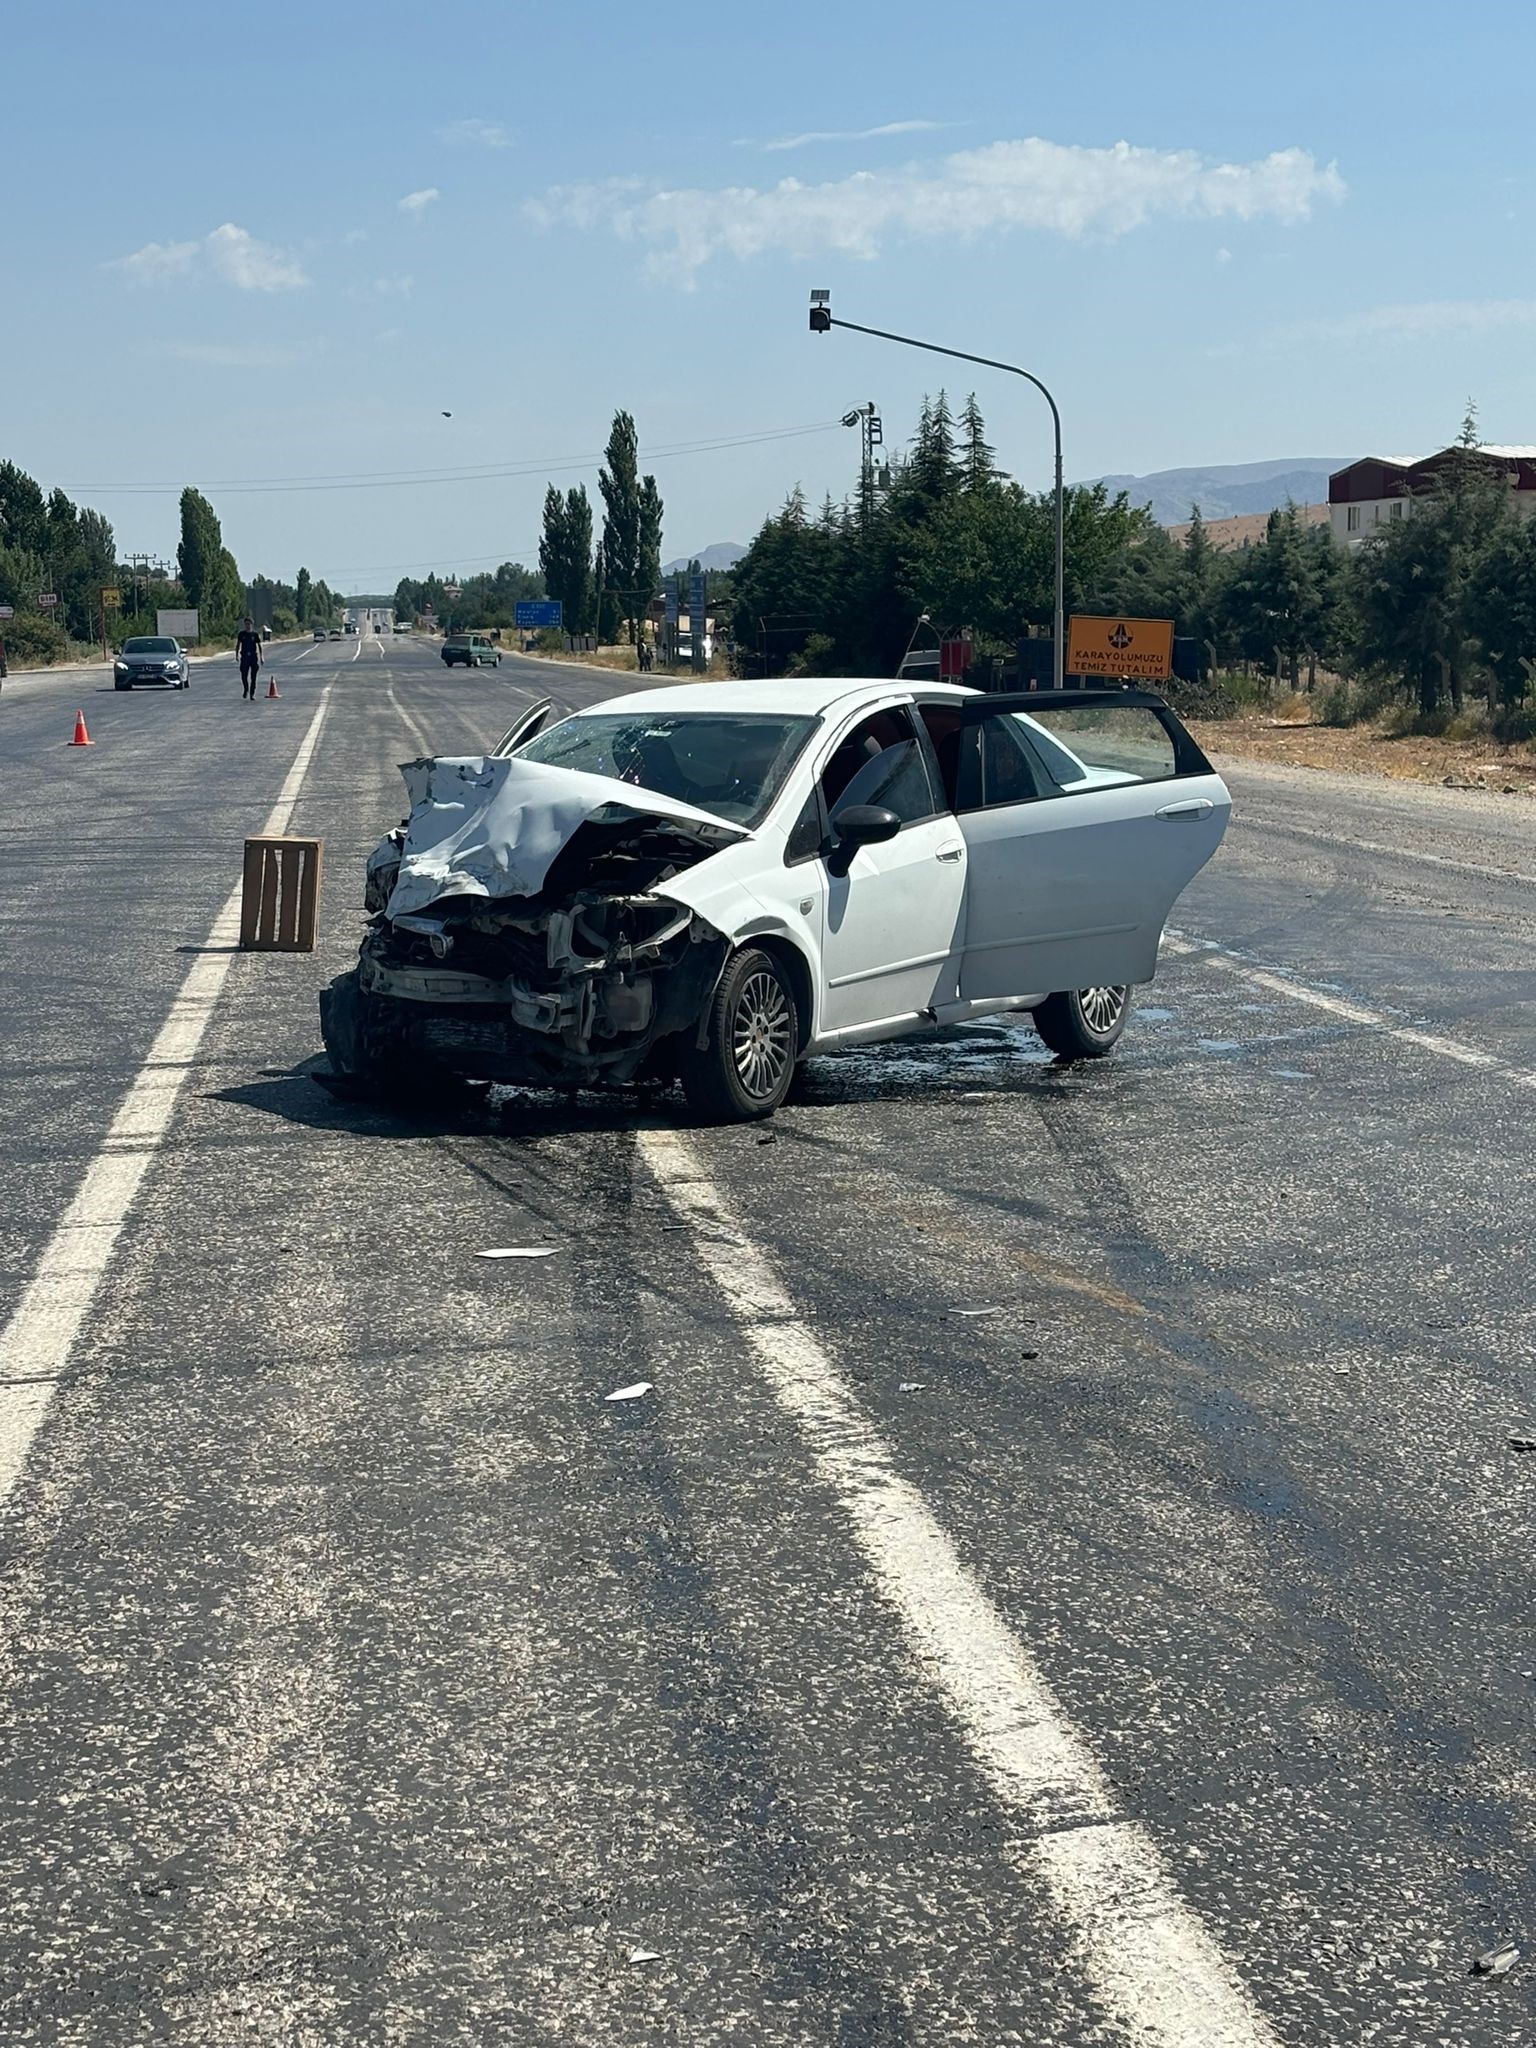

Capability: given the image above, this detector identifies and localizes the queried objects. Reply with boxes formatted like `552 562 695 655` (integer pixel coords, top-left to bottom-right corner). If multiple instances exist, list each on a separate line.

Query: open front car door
950 690 1229 1000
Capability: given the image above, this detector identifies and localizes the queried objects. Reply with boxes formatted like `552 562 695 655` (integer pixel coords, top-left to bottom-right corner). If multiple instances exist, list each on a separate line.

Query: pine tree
637 474 664 627
296 566 312 625
960 393 997 490
599 410 643 644
564 486 593 631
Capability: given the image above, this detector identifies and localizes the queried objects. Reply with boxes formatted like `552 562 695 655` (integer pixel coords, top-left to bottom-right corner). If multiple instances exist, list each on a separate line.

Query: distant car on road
313 628 327 640
113 636 189 691
329 628 342 640
441 634 501 669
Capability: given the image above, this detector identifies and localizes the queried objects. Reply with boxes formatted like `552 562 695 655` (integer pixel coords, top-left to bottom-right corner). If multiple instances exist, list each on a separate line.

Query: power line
65 420 845 498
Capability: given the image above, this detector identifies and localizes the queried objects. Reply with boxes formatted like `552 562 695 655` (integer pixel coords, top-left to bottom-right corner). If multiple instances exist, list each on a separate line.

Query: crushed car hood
383 754 751 919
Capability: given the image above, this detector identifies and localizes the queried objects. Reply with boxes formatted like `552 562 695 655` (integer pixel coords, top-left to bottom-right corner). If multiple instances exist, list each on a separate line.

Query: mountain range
1082 458 1352 527
662 541 747 576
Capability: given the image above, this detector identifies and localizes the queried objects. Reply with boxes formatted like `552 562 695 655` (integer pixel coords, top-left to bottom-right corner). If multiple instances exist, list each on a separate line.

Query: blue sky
8 0 1535 591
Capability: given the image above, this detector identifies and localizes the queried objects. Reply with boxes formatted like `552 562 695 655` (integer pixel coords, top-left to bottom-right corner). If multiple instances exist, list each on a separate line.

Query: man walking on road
236 616 262 700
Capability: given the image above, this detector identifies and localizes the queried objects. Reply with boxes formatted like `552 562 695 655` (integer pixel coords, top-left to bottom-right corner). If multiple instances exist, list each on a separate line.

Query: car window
1020 704 1179 785
124 638 176 654
784 788 824 864
952 716 1049 810
820 707 936 825
515 711 816 826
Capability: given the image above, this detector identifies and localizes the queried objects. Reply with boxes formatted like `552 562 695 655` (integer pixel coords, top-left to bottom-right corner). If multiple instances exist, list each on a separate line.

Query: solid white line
1164 934 1536 1087
0 689 333 1507
638 1129 1279 2048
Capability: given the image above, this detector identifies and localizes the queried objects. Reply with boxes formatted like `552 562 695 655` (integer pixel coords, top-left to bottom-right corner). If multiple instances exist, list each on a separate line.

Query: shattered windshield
515 712 816 826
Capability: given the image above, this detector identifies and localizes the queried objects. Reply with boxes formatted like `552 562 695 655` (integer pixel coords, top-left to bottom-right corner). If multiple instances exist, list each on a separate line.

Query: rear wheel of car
680 946 798 1122
1031 985 1130 1060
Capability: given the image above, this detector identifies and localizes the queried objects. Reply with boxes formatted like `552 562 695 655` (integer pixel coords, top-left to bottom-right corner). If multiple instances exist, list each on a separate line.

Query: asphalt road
1 632 1534 2045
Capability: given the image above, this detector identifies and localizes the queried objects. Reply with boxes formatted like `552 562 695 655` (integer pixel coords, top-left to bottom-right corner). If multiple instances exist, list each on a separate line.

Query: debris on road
1472 1941 1519 1976
1020 1349 1040 1361
626 1946 663 1966
477 1247 557 1260
898 1381 925 1393
1508 1438 1536 1453
950 1306 1005 1320
606 1382 653 1403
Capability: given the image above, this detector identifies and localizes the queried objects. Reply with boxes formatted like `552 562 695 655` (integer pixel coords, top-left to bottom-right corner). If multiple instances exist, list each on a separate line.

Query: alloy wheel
1079 986 1127 1034
731 971 793 1099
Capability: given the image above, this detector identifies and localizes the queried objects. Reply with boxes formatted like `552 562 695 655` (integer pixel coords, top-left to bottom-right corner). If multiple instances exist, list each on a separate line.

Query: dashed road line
1164 933 1536 1087
639 1127 1281 2048
0 689 333 1507
1229 810 1536 889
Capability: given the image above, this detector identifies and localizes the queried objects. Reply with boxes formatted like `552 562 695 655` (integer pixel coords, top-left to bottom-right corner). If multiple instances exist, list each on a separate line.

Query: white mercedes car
321 678 1230 1121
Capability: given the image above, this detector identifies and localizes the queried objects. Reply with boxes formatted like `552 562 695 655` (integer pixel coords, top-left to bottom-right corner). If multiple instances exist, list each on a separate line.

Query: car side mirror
824 803 901 878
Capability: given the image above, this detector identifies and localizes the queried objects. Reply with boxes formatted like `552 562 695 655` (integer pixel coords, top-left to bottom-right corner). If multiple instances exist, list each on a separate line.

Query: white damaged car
320 679 1230 1121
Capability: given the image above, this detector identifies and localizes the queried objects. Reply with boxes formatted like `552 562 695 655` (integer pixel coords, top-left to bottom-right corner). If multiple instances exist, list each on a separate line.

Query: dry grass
1191 710 1536 792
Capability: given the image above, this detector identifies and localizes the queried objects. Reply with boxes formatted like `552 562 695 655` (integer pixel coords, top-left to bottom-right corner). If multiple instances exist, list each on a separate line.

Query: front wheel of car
115 680 131 691
680 946 799 1122
1031 985 1130 1061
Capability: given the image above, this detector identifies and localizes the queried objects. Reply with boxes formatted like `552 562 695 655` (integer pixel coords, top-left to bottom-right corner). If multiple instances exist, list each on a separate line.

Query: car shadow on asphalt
211 1028 1087 1144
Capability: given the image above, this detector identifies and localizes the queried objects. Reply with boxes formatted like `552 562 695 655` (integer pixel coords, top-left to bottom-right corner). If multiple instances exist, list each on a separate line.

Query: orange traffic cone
266 673 280 699
70 709 93 746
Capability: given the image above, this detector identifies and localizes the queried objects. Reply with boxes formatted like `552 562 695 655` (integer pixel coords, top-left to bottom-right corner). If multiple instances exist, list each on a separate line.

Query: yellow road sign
1066 614 1174 681
102 587 122 608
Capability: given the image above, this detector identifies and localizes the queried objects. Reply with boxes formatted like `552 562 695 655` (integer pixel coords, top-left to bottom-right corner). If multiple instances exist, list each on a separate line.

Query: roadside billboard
1066 615 1174 681
157 608 200 641
515 599 563 630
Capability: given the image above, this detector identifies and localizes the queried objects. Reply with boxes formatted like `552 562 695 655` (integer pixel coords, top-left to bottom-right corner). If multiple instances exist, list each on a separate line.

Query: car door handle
1156 798 1215 821
935 843 965 862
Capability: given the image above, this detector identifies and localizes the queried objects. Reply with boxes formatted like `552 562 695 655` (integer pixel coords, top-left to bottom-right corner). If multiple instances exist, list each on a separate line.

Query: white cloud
373 275 414 296
755 118 947 153
1287 297 1536 343
440 117 511 148
205 223 309 290
398 187 441 214
344 227 369 244
527 136 1345 281
110 238 200 282
110 224 307 290
1216 245 1233 263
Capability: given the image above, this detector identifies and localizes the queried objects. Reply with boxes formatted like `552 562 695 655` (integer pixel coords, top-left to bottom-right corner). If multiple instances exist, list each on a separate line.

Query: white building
1330 447 1536 547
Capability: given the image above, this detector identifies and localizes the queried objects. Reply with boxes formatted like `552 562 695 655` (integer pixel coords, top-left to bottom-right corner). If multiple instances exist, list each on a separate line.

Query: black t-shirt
236 628 261 664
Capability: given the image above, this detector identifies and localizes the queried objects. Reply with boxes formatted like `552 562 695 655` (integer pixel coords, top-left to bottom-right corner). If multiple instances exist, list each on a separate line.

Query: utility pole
813 292 1066 689
842 402 883 527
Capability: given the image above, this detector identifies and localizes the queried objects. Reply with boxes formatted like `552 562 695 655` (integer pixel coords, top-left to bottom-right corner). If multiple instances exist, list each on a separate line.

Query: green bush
1493 702 1536 744
1316 676 1394 727
1 612 69 665
1443 709 1491 743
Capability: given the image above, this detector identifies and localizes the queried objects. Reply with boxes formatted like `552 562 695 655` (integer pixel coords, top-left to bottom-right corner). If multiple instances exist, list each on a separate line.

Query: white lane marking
350 633 363 662
1163 934 1536 1086
387 687 431 754
0 690 333 1507
1230 811 1536 890
639 1128 1279 2048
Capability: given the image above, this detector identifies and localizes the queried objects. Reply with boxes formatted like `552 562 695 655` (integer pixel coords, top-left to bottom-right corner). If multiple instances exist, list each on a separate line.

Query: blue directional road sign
515 599 564 630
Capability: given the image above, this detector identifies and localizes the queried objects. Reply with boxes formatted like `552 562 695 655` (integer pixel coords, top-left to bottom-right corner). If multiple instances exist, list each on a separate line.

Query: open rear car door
950 690 1229 1000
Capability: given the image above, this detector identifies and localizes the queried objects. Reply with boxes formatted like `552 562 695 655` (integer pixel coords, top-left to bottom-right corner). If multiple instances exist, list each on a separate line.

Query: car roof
570 677 983 719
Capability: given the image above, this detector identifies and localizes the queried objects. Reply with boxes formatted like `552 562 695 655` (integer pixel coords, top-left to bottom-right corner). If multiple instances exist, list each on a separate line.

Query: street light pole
810 293 1066 690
